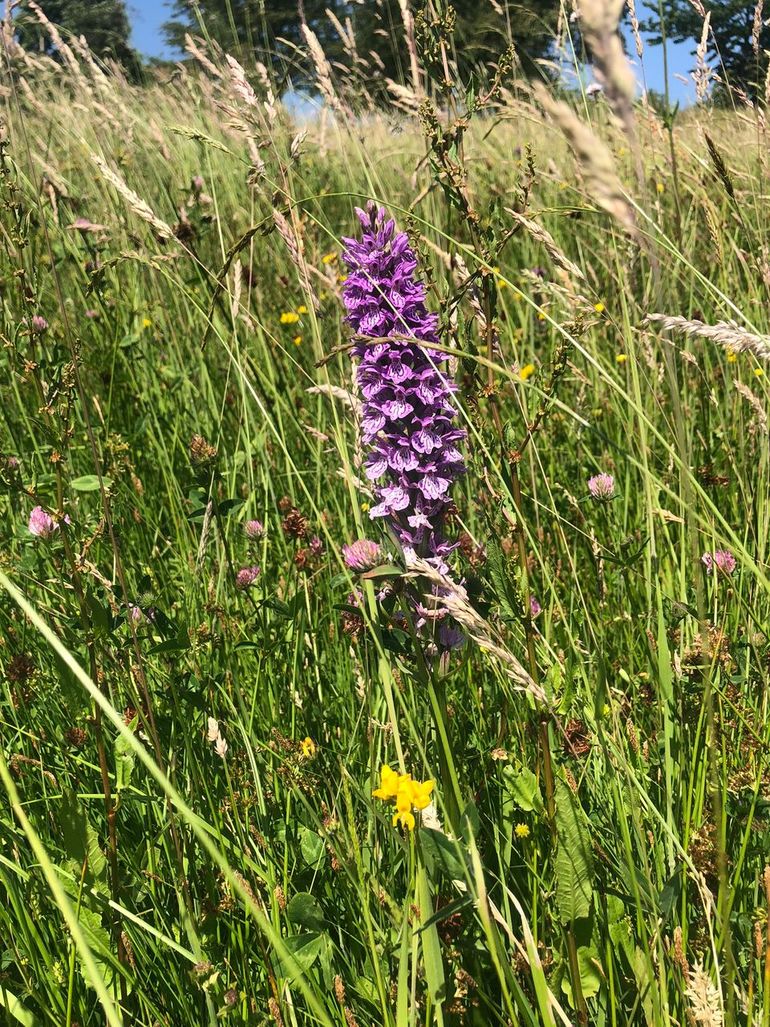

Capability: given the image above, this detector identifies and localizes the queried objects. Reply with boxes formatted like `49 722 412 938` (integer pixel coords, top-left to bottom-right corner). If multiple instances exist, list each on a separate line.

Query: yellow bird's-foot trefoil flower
373 765 435 831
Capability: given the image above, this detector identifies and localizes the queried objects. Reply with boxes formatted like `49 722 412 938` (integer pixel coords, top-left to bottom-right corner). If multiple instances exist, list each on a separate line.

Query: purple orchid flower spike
341 202 465 566
341 202 466 650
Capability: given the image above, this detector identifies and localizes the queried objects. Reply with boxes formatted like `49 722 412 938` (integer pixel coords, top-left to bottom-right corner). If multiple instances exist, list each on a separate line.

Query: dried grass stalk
301 23 343 114
753 0 764 57
26 0 91 97
504 208 585 281
694 13 712 103
733 381 769 435
225 54 258 108
272 209 320 311
578 0 636 110
403 556 547 704
91 154 174 241
644 314 770 361
685 963 723 1027
533 84 637 239
184 34 223 80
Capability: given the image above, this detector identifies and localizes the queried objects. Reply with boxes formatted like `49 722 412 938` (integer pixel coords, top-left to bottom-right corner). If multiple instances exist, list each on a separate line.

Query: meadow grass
0 19 769 1027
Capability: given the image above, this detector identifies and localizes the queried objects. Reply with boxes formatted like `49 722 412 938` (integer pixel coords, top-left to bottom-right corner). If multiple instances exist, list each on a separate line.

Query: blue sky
129 0 698 105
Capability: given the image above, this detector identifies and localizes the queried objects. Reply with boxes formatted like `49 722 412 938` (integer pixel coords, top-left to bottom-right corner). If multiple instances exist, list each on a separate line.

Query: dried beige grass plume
90 154 174 241
184 33 223 80
272 209 320 312
578 0 636 110
504 208 585 282
694 13 713 103
733 381 769 435
403 555 547 704
301 23 343 114
644 314 770 361
752 0 764 56
397 0 421 94
626 0 643 57
225 54 258 108
26 0 91 97
685 962 723 1027
533 83 637 239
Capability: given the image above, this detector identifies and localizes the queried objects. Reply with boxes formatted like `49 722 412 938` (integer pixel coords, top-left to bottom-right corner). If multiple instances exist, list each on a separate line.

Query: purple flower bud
530 595 542 618
702 550 736 575
309 535 324 555
85 309 99 319
588 473 615 500
28 506 55 539
342 538 382 571
192 175 205 192
235 565 260 589
244 519 264 540
30 316 48 334
128 604 143 623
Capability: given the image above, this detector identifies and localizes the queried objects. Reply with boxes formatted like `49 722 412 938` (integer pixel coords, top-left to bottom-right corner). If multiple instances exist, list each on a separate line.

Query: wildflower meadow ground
0 4 770 1027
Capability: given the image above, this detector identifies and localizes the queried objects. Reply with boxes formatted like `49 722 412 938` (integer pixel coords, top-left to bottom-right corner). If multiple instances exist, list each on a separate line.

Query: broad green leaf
502 765 544 814
0 985 36 1026
299 825 325 868
71 475 112 492
560 940 603 1004
421 828 467 882
416 864 446 1006
59 790 107 890
554 775 594 925
287 892 325 933
275 932 324 981
115 715 138 792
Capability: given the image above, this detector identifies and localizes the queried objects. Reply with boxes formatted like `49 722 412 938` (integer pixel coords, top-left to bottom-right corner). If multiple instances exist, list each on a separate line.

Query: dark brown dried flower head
282 507 308 540
6 653 34 682
189 434 217 467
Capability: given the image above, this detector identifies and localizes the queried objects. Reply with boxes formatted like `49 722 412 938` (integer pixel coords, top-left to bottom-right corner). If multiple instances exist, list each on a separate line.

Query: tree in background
162 0 344 87
163 0 560 97
16 0 140 76
351 0 560 91
642 0 770 99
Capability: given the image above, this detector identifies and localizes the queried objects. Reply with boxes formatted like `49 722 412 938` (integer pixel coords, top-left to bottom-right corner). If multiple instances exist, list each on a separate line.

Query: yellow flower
372 764 401 801
754 368 764 377
300 737 316 758
360 502 370 513
616 353 627 363
537 312 546 321
392 806 416 831
293 335 302 346
142 318 152 329
373 767 435 832
594 302 605 314
322 252 337 264
519 363 535 382
656 181 665 195
409 778 434 810
337 274 348 285
726 349 738 363
497 278 507 289
514 823 530 839
280 311 300 325
392 778 417 831
296 305 308 315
